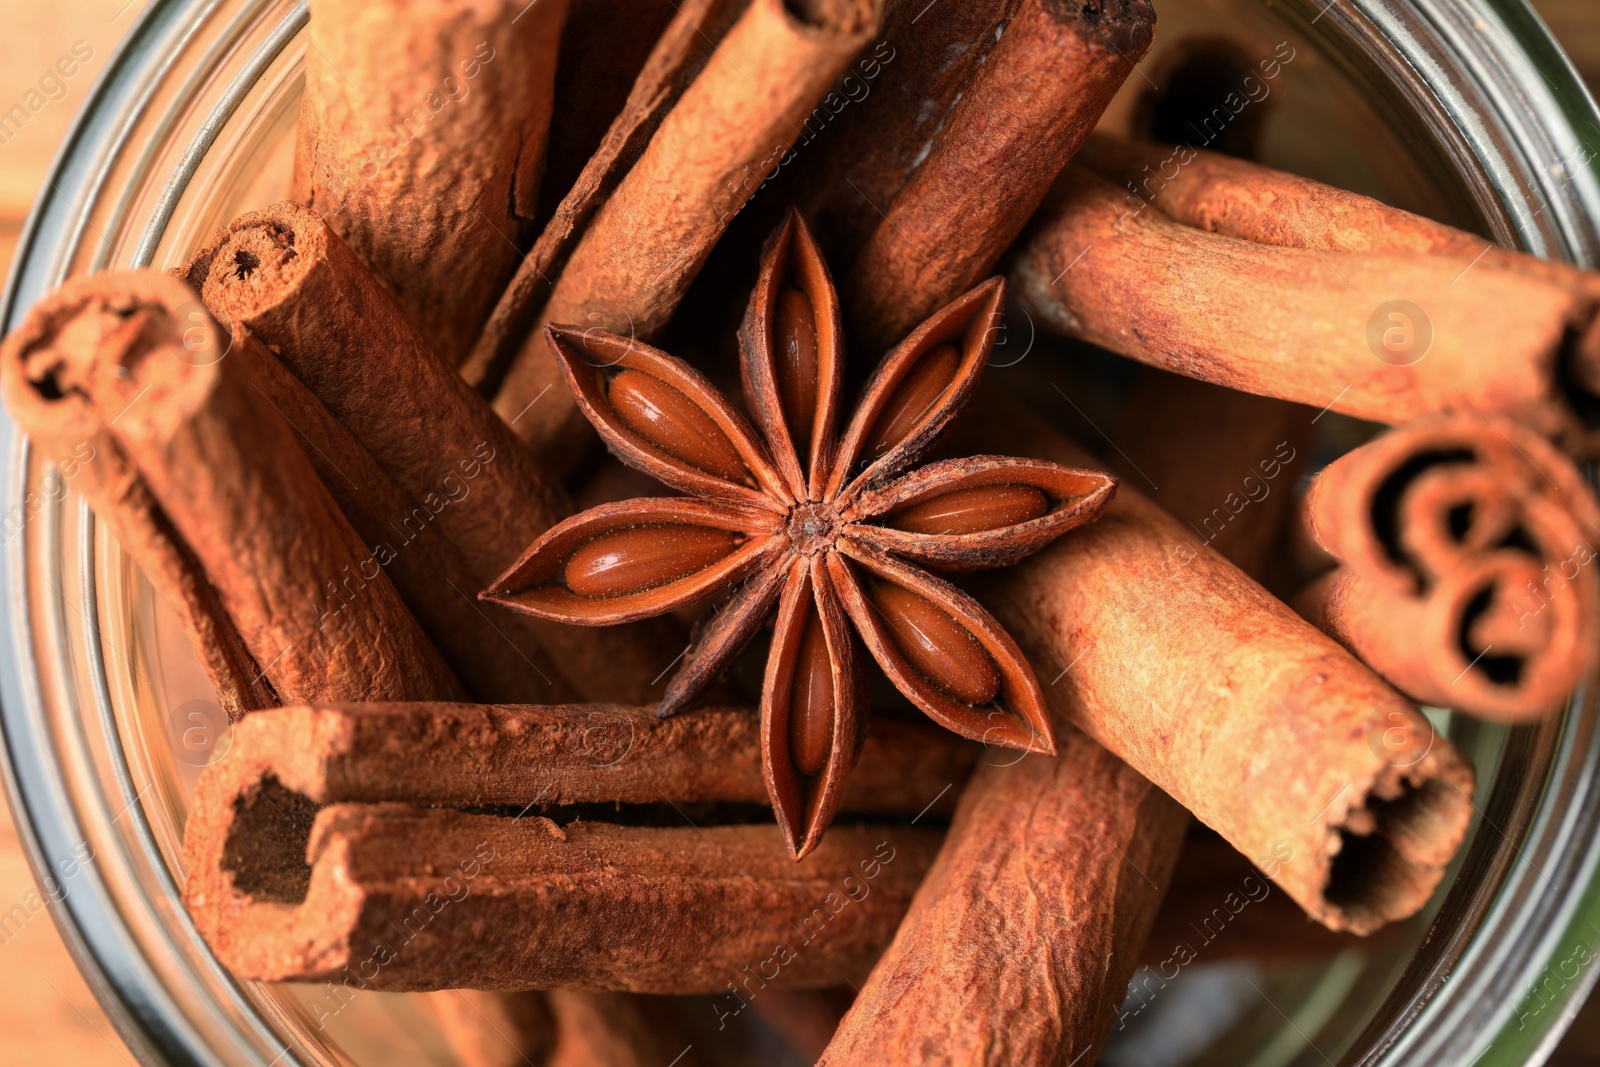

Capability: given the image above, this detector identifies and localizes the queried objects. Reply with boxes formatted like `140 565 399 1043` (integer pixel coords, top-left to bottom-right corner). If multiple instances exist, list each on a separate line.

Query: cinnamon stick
246 339 578 705
842 0 1154 352
181 203 682 703
3 271 464 706
184 783 939 991
819 729 1186 1066
488 0 880 461
418 990 558 1067
0 274 275 718
464 0 751 392
971 395 1476 935
293 0 568 366
1013 167 1600 445
1296 415 1600 720
545 991 700 1067
177 701 972 814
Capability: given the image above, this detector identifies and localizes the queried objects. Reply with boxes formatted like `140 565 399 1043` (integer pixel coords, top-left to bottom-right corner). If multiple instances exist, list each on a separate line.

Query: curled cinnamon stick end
819 731 1187 1066
293 0 569 365
0 273 274 718
181 201 684 704
1297 415 1600 720
1013 167 1598 445
491 0 881 460
182 707 943 991
975 397 1476 935
845 0 1155 352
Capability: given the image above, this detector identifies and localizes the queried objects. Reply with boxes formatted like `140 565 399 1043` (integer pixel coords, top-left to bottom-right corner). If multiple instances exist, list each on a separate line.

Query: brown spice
545 991 700 1067
488 0 881 462
293 0 568 365
0 274 275 718
843 0 1156 352
418 991 557 1067
484 214 1115 856
972 394 1476 935
463 0 752 392
4 271 463 706
180 203 684 703
819 729 1187 1066
1297 414 1600 720
1013 167 1599 445
245 337 578 705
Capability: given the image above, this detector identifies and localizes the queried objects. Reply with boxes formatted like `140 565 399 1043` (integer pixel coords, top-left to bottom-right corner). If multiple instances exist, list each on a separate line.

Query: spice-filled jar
3 0 1600 1064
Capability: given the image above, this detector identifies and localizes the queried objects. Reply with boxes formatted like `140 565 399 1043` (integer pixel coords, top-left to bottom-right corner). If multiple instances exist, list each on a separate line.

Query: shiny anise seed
608 369 750 483
890 484 1050 535
863 342 960 458
872 582 999 705
775 288 819 452
565 525 740 598
788 609 835 775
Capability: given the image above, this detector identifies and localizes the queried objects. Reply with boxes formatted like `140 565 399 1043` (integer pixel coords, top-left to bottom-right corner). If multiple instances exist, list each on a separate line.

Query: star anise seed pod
484 211 1116 857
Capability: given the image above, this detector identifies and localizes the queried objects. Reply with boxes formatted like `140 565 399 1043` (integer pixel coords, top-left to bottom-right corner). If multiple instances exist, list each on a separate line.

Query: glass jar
2 0 1598 1063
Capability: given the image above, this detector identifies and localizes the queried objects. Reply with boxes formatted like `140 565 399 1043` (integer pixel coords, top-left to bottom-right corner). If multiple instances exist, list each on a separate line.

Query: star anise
483 212 1116 857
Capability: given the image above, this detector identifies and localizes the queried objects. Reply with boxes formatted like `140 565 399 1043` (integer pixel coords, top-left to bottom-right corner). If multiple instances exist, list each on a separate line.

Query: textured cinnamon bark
1296 415 1600 720
819 729 1186 1066
182 701 972 814
1013 167 1599 445
181 203 682 703
545 991 700 1067
292 0 568 366
463 0 750 393
183 781 939 991
246 339 577 705
1077 133 1600 300
844 0 1154 352
0 274 275 719
489 0 881 463
3 271 463 706
1116 369 1311 583
974 396 1476 934
419 990 558 1067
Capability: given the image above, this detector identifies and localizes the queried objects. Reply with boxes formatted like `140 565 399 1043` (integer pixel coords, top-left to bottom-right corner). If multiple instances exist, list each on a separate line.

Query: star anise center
786 500 841 556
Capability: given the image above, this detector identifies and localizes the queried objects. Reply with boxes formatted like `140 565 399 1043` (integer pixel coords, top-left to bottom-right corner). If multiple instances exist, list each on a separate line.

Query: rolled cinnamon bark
489 0 881 461
843 0 1154 352
418 990 557 1067
544 991 700 1067
1012 167 1600 444
464 0 751 392
183 783 939 991
0 274 275 718
3 271 464 706
972 395 1476 935
181 203 682 703
293 0 569 366
180 701 972 814
1296 415 1600 720
1076 133 1600 300
246 339 578 705
819 730 1186 1066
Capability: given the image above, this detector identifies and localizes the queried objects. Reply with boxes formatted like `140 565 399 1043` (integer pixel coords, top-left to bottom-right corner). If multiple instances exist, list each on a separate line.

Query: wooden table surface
2 2 1600 1065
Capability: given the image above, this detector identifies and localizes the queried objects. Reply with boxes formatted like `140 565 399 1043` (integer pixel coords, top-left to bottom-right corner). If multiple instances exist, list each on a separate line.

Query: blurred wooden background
1 1 1599 1065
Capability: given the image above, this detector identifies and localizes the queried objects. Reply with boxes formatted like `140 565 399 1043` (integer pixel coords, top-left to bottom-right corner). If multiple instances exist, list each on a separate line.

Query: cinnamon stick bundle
1012 167 1600 445
464 0 751 392
293 0 569 366
1297 415 1600 720
819 730 1186 1066
181 203 682 703
1 271 464 707
488 0 881 460
183 756 940 992
971 396 1475 935
0 274 275 718
842 0 1155 352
